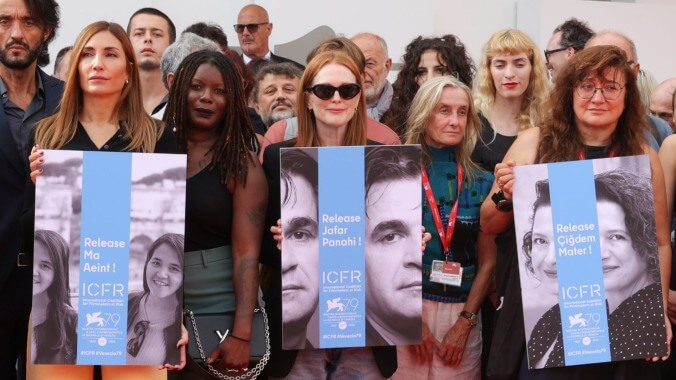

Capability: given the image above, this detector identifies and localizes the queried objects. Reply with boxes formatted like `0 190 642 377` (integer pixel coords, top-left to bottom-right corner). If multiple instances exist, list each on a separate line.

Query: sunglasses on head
306 84 361 100
233 23 268 34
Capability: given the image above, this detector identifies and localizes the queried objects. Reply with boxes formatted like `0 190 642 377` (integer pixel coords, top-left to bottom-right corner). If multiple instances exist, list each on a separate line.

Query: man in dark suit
234 4 304 70
0 0 63 378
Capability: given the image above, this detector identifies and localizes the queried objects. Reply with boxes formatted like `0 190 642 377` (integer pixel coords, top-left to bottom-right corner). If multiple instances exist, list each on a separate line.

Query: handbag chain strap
186 308 271 380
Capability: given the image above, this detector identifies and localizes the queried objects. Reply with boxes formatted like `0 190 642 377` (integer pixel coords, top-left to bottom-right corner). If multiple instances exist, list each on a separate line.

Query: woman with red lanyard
482 46 671 379
393 76 495 379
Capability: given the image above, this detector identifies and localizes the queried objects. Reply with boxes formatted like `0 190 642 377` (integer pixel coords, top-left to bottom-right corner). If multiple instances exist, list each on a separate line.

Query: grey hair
351 32 389 58
587 30 639 63
160 32 222 89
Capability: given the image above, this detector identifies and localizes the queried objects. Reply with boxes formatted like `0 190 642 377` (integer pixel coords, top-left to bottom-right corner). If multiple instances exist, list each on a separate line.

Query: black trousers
0 266 32 380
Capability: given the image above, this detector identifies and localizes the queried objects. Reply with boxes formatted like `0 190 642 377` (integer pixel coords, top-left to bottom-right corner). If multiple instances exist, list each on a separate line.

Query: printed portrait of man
364 146 422 345
280 149 319 349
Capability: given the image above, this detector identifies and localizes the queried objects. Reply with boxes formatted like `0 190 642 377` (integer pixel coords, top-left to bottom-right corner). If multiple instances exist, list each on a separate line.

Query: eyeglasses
233 23 268 34
126 320 149 357
543 47 569 64
575 81 625 100
306 84 361 100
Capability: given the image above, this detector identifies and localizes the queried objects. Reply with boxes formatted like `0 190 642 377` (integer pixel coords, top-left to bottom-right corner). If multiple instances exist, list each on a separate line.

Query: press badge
430 260 463 287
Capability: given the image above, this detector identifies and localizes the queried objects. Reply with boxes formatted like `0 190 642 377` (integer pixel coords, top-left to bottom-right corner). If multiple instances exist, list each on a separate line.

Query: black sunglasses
307 84 361 100
233 23 268 34
543 47 569 63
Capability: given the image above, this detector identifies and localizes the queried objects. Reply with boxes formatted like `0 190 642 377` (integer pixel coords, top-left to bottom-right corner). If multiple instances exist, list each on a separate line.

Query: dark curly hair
381 34 475 136
537 46 646 163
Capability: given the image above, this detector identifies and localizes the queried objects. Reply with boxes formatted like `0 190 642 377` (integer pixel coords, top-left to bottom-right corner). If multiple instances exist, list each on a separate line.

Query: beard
263 101 296 127
363 85 379 104
0 38 43 69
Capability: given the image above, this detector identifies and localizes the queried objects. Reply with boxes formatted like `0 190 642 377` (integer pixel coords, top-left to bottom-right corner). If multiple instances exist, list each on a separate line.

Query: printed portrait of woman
521 168 664 368
31 230 78 364
126 233 184 365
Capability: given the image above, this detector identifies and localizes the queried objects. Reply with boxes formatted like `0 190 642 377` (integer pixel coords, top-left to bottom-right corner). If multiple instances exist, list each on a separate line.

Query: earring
125 79 129 85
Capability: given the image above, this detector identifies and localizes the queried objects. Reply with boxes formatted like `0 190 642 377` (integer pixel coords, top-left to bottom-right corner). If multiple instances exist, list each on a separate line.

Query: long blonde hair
295 50 367 147
405 76 482 183
36 21 160 152
474 29 549 131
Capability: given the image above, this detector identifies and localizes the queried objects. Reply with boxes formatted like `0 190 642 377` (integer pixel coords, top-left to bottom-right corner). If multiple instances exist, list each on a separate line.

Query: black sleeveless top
184 166 233 251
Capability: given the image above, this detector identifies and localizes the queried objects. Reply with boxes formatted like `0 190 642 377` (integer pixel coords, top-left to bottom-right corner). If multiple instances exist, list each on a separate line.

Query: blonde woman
394 76 495 379
472 29 549 172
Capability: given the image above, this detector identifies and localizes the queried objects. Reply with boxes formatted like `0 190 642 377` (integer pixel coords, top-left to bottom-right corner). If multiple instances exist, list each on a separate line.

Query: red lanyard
421 161 463 257
577 146 616 160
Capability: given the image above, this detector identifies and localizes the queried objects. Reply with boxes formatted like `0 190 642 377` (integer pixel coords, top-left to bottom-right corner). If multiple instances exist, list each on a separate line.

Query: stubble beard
0 39 43 70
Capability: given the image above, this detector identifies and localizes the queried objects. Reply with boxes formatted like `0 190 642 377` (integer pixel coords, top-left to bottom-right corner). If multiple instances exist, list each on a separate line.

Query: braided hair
164 50 258 185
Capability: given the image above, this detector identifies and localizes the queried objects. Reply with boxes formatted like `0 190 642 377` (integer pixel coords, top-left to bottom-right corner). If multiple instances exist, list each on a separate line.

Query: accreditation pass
430 260 462 287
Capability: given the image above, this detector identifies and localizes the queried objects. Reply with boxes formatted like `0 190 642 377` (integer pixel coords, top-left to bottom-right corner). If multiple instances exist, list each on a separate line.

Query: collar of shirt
242 50 272 64
0 70 45 105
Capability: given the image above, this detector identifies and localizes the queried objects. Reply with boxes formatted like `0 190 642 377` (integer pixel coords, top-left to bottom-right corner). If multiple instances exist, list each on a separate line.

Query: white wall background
50 0 676 82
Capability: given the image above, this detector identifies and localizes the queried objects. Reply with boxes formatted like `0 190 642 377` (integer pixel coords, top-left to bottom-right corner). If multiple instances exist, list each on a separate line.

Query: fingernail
38 169 43 173
38 158 44 163
39 151 44 155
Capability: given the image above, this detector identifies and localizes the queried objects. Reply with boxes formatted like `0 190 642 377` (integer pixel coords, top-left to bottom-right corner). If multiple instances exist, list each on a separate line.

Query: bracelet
228 333 251 343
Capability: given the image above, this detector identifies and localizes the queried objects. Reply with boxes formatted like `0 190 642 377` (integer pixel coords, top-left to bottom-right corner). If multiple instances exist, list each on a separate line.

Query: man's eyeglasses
544 47 569 64
126 320 149 357
575 81 624 100
233 23 268 34
306 84 361 100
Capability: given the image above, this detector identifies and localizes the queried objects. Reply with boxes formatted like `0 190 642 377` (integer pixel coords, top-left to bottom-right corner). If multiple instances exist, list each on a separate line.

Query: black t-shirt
184 166 233 251
471 113 518 173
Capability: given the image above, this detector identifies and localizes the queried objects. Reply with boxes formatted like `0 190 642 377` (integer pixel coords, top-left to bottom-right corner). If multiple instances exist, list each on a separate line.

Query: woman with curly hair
381 35 475 137
482 45 671 379
471 29 549 173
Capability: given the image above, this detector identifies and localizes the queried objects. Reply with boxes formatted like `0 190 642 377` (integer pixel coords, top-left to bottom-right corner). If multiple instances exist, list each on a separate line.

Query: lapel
39 69 63 113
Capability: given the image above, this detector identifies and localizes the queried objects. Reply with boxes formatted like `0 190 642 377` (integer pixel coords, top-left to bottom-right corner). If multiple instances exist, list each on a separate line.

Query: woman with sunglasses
126 233 184 366
261 50 397 379
381 34 475 137
482 46 671 379
392 76 494 379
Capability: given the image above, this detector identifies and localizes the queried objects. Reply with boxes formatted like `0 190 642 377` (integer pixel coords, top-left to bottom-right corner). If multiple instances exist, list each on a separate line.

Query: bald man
587 31 672 149
235 4 304 69
650 78 676 132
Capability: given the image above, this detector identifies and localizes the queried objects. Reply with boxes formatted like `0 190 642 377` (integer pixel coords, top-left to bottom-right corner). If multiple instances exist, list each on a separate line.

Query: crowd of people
1 0 676 379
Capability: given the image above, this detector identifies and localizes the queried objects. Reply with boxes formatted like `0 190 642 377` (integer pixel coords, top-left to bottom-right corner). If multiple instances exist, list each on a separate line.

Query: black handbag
184 307 270 379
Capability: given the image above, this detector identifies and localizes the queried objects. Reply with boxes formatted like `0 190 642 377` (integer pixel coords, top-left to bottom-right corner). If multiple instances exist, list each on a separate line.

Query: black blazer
269 52 305 71
0 69 63 291
261 140 397 378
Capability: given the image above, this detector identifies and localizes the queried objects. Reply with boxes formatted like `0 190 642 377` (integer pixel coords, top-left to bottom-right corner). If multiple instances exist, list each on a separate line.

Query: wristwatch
491 190 513 212
459 310 478 327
